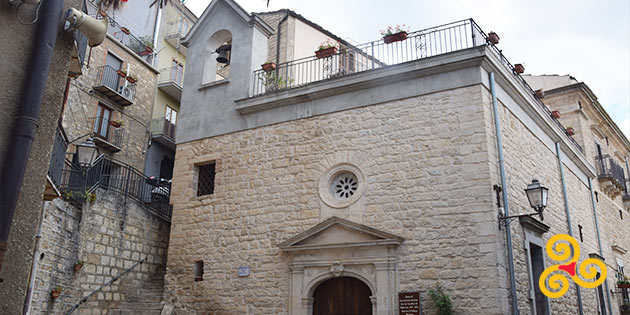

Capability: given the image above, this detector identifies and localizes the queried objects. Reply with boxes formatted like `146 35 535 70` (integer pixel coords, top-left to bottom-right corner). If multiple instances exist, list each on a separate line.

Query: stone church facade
164 0 630 314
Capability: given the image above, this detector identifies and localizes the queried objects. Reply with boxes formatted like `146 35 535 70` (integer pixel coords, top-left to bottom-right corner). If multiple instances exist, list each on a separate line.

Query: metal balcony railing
59 156 172 221
86 1 155 64
595 154 627 190
150 118 176 141
48 127 69 188
250 18 584 154
94 65 137 106
158 66 184 87
89 116 124 152
164 19 189 40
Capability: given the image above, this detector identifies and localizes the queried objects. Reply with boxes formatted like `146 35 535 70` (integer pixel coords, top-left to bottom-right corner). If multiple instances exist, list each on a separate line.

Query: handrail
65 257 147 315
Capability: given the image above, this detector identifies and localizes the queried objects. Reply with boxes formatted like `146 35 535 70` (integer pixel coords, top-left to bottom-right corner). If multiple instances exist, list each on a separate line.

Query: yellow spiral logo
539 234 607 298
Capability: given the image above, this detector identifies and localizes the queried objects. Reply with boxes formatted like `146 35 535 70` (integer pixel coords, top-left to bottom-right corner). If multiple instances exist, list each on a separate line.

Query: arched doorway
312 277 373 315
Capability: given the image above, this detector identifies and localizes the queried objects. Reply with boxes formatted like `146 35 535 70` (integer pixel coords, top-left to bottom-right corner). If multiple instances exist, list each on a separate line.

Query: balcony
158 67 184 101
86 1 155 64
89 116 124 153
249 18 584 154
163 20 188 56
595 154 627 198
94 66 136 106
150 118 176 151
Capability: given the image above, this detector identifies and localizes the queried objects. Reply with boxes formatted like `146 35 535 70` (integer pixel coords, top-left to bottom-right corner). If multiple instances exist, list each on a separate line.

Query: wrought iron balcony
89 116 124 153
86 1 155 64
150 118 176 150
94 65 136 106
59 155 172 221
163 20 188 56
158 66 184 101
595 154 627 198
250 18 584 154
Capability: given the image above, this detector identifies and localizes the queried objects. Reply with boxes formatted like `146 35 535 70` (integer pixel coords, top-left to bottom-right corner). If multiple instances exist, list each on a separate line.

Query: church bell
216 44 231 64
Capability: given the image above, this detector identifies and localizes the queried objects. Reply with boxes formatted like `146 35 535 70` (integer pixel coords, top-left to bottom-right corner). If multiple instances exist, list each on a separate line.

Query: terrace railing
158 66 184 88
89 115 125 151
595 154 627 190
59 156 172 221
94 65 137 106
250 18 584 154
150 117 176 141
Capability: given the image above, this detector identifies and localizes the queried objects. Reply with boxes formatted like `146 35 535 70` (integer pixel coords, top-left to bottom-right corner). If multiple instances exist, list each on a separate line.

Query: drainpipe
152 5 162 58
625 156 629 194
0 0 64 272
275 10 290 66
489 72 519 315
23 201 47 315
555 142 584 314
588 177 613 315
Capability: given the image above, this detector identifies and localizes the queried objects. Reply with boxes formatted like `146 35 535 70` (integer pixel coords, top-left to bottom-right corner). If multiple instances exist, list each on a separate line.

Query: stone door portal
312 277 373 315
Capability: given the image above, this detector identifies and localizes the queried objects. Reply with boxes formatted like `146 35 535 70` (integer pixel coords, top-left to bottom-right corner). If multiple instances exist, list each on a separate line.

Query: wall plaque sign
237 266 250 277
398 292 420 315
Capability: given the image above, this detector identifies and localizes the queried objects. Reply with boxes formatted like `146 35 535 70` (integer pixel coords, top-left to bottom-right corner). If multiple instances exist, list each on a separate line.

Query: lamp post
499 179 549 224
75 137 99 169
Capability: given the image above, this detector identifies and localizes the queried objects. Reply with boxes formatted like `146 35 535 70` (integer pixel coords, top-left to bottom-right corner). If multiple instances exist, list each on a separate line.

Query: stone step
116 302 164 310
126 295 162 303
108 309 162 315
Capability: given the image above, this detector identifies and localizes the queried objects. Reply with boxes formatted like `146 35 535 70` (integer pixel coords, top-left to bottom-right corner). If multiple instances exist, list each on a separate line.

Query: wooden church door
312 277 372 315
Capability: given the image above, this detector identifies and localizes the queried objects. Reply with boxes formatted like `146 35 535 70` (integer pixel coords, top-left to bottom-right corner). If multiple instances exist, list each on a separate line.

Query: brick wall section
166 86 508 314
29 191 170 315
63 37 157 171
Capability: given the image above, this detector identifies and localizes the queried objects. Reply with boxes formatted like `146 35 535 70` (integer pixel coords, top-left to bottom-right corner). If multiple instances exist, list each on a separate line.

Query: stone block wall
29 190 170 315
166 85 509 314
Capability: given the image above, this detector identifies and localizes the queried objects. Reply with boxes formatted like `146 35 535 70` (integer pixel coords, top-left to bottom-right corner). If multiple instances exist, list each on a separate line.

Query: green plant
76 260 84 265
54 285 63 292
82 190 96 203
138 35 154 49
317 39 338 51
380 24 410 36
428 283 453 315
258 72 294 91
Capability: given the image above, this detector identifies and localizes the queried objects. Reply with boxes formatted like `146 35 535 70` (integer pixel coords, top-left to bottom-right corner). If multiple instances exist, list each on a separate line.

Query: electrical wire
16 0 42 25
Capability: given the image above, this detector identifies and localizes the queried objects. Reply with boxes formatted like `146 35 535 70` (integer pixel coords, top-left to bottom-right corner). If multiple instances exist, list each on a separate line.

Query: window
194 260 204 281
596 272 608 315
93 104 112 139
163 106 177 139
197 163 216 196
528 242 550 315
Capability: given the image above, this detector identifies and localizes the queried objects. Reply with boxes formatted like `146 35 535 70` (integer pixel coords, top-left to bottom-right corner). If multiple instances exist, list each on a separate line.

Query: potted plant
618 279 630 289
513 63 525 74
487 31 500 45
566 126 575 136
110 119 123 128
116 69 127 77
315 40 338 59
261 61 276 72
621 301 630 315
551 110 561 119
74 260 84 272
82 190 96 203
381 24 410 44
535 89 545 99
51 286 63 299
98 9 107 17
121 27 130 35
126 75 137 84
138 36 154 56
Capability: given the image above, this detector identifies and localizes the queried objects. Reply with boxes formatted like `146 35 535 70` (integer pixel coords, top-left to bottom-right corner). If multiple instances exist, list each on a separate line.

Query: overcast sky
185 0 630 138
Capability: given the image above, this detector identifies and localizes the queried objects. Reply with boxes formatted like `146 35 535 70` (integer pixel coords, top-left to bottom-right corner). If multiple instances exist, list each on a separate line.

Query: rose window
331 172 358 199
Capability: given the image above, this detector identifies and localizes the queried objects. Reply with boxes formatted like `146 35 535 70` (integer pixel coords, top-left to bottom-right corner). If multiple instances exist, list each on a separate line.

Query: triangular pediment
279 216 403 251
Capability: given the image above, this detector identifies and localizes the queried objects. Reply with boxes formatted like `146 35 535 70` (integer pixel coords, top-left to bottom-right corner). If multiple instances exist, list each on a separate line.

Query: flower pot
566 127 575 136
535 89 545 99
110 121 122 128
121 27 130 35
487 32 500 45
315 47 337 59
261 62 276 72
551 110 561 119
513 64 525 74
74 263 83 273
51 289 62 299
139 46 154 56
98 9 107 17
383 31 408 44
618 283 630 289
116 70 127 78
126 77 136 84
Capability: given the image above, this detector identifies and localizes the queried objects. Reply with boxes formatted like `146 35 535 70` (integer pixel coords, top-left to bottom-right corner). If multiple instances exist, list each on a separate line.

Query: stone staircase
108 275 165 315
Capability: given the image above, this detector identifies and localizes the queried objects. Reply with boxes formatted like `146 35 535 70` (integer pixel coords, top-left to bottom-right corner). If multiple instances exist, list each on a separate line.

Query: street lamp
75 137 99 169
499 179 549 224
